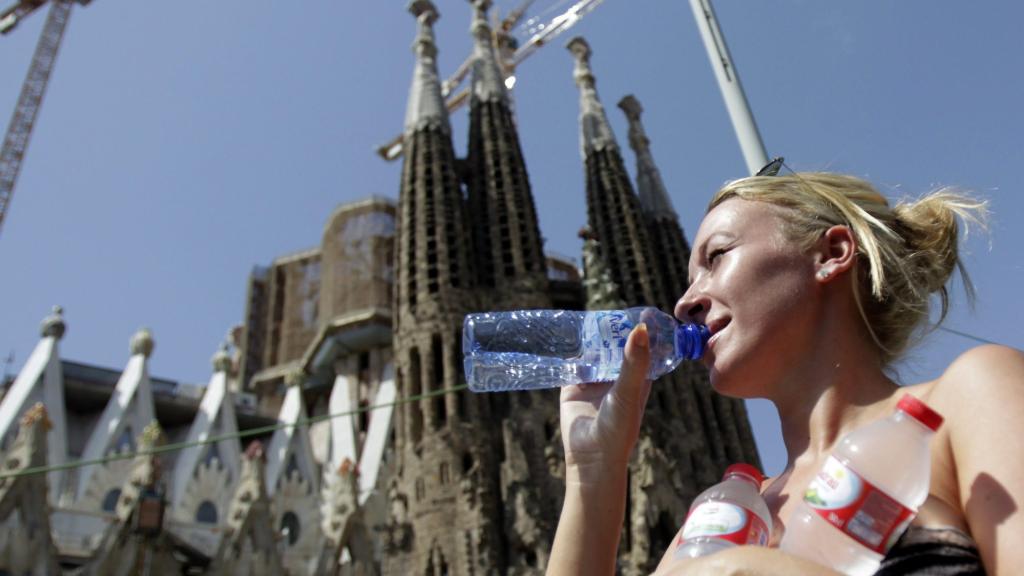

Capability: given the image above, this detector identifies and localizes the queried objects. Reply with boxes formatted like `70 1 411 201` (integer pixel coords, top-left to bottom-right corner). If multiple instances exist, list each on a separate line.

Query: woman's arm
651 545 843 576
546 325 652 576
940 344 1024 576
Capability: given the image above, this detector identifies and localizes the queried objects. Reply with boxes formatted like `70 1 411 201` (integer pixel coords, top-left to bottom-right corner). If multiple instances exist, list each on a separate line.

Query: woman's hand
559 323 652 484
547 323 653 576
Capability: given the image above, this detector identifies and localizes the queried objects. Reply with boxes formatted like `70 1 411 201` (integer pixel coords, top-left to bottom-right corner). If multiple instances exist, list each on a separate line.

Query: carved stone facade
0 2 760 574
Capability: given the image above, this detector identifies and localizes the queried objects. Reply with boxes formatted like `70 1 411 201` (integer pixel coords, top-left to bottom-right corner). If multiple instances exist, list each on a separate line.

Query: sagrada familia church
0 1 759 574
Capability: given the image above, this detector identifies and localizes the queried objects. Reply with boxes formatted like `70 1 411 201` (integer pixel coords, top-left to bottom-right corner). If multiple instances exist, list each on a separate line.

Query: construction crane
0 0 89 237
376 0 606 161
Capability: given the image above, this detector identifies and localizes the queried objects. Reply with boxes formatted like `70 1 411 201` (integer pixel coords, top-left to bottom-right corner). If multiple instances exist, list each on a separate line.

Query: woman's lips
705 319 730 349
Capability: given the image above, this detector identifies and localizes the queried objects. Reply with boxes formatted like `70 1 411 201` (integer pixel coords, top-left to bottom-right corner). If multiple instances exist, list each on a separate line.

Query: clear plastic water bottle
462 307 709 392
780 394 944 575
673 463 772 559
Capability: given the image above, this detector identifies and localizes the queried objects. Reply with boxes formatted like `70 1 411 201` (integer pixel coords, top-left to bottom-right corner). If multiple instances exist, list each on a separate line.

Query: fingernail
634 323 649 348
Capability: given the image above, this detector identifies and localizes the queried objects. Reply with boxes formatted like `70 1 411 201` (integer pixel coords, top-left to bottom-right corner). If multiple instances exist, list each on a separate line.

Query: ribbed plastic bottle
462 307 710 392
780 395 944 575
673 463 772 559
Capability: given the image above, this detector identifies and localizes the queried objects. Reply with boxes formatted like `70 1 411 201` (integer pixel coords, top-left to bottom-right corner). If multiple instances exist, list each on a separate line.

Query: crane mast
0 0 73 236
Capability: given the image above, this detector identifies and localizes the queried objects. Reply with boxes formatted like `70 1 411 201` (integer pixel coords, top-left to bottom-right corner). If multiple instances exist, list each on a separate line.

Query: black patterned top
876 526 985 575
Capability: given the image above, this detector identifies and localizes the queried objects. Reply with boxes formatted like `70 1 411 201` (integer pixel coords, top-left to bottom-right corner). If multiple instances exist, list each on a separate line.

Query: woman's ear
815 225 856 282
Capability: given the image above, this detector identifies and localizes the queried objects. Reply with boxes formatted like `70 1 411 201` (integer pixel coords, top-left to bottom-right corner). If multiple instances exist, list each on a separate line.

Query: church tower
569 39 761 575
618 93 761 476
465 0 549 308
464 2 563 571
389 2 507 573
567 37 661 308
618 94 690 307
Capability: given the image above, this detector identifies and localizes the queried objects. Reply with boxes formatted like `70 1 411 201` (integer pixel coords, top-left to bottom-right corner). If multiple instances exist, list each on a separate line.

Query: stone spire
567 37 617 156
390 4 511 573
397 0 474 321
567 36 660 308
404 0 450 135
618 94 678 221
565 39 764 575
469 0 508 104
465 0 548 300
618 94 691 309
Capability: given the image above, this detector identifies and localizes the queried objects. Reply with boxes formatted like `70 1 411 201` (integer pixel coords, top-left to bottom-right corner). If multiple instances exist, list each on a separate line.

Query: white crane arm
377 0 607 161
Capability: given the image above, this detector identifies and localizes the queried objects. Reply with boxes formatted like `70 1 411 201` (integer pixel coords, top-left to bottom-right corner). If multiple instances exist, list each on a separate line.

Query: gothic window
524 548 538 568
453 329 466 420
415 477 425 501
650 511 677 561
432 333 446 429
280 511 301 547
409 347 423 444
462 453 474 474
426 544 450 576
101 488 121 513
286 452 301 481
196 500 218 524
115 426 134 453
202 443 221 469
439 462 450 486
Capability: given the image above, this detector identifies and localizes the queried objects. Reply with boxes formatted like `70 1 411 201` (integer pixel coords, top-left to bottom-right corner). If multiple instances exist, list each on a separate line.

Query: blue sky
1 0 1021 476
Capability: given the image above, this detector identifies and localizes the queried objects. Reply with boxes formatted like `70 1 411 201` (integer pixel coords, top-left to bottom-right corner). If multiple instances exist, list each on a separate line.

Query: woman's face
675 198 819 396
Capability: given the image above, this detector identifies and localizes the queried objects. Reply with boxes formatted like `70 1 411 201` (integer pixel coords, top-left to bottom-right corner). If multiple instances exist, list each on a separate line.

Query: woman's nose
675 284 710 324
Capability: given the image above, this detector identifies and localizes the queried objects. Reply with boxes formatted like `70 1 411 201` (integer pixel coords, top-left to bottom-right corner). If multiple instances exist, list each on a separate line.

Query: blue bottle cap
674 324 710 360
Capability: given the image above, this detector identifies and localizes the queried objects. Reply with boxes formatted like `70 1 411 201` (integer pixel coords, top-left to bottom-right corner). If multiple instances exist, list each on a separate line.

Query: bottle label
675 501 770 549
582 311 634 381
803 456 916 554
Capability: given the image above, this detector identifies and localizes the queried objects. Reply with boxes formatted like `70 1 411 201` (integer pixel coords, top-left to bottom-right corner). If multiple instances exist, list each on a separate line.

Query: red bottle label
803 456 916 554
675 501 770 549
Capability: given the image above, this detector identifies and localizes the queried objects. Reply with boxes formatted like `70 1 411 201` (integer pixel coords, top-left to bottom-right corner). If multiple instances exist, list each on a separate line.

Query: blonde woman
547 172 1022 575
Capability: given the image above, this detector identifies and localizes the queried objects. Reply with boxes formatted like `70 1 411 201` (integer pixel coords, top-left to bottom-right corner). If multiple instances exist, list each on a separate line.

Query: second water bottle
780 394 944 575
673 463 772 559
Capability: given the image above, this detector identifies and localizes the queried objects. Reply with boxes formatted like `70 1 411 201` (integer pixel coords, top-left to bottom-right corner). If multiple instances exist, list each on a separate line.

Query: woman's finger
607 323 652 419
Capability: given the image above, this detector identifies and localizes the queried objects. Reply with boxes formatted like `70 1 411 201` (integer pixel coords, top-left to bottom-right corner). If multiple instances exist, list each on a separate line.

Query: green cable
937 326 997 346
1 322 1003 481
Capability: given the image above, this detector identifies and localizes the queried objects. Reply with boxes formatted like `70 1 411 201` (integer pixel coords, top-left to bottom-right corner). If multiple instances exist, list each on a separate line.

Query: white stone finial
567 36 593 86
404 0 451 134
618 94 678 220
618 94 643 121
468 0 508 104
567 36 617 156
470 0 492 37
409 0 438 22
130 328 155 358
212 341 232 373
285 369 305 388
409 0 440 64
40 305 66 339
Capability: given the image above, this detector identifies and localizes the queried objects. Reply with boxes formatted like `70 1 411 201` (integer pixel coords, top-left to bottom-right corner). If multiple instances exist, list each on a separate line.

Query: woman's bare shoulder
921 345 1024 572
898 345 1024 432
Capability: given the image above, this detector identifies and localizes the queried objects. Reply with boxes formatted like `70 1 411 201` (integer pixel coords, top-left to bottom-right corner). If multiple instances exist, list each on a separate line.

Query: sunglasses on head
755 156 785 177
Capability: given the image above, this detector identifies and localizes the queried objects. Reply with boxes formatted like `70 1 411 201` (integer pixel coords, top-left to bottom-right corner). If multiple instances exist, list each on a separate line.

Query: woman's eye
708 248 725 265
